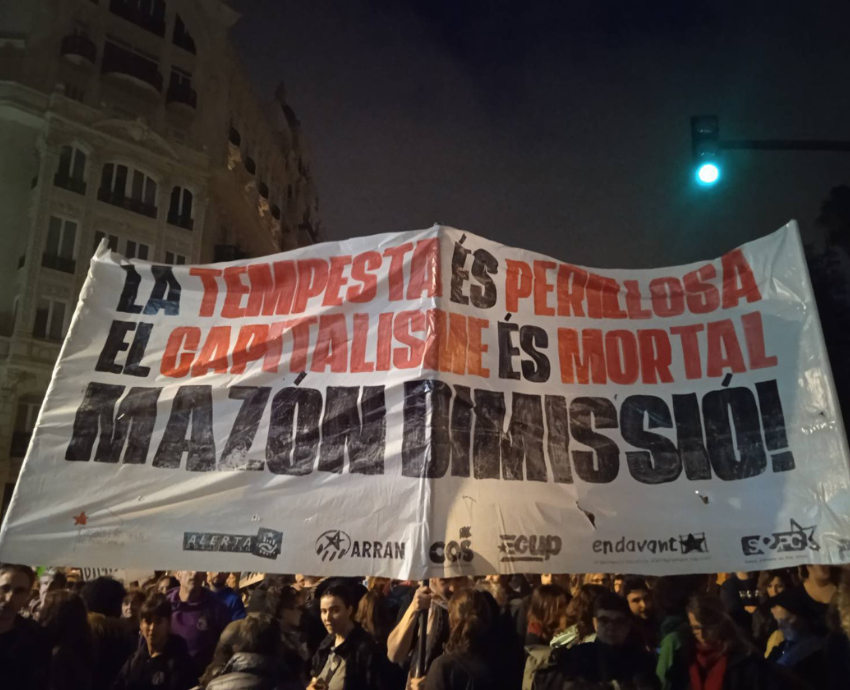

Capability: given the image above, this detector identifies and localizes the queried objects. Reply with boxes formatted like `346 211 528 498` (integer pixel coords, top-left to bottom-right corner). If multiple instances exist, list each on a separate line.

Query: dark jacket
165 588 230 673
665 647 791 690
0 614 50 689
766 635 826 689
205 652 301 690
112 634 197 690
310 624 402 690
89 613 136 690
210 586 247 623
535 640 660 690
423 652 494 690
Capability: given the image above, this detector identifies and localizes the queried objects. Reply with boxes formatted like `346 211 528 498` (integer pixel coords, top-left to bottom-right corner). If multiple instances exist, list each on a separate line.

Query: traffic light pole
721 139 850 152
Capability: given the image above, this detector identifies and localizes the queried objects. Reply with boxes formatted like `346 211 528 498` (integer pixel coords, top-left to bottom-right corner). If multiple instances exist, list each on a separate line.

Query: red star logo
73 511 87 526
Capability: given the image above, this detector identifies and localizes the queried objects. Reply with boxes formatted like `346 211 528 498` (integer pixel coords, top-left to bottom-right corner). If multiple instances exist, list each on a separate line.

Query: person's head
356 589 394 644
593 592 632 646
528 584 569 642
176 571 205 595
157 575 179 594
226 573 239 589
39 568 67 603
0 564 35 628
613 575 625 594
446 588 493 655
803 564 838 584
686 594 746 654
583 573 612 589
81 576 126 618
320 583 356 638
540 574 571 590
207 572 230 589
139 593 172 654
565 584 608 638
122 590 146 621
757 570 795 601
430 576 470 601
366 576 391 592
735 571 755 581
652 575 705 622
621 577 652 620
39 590 92 653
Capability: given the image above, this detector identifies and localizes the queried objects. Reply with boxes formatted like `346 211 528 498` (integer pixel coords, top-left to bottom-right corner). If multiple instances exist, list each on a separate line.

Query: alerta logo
429 526 473 564
593 533 708 556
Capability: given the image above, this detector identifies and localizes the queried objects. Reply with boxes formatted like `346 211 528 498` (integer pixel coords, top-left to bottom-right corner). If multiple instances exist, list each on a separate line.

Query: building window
165 251 186 265
99 163 158 218
287 184 293 200
109 0 166 38
167 66 197 108
55 145 87 194
11 396 43 458
168 186 194 229
94 231 119 253
43 216 77 274
33 298 67 341
258 182 269 199
270 205 281 220
173 14 196 54
244 157 256 175
125 240 149 260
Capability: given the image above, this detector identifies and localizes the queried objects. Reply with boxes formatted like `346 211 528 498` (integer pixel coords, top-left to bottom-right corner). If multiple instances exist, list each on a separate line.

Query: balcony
101 42 163 94
42 253 77 274
54 173 87 195
98 187 158 219
60 34 96 65
10 431 32 458
167 211 194 231
166 82 197 110
109 0 166 37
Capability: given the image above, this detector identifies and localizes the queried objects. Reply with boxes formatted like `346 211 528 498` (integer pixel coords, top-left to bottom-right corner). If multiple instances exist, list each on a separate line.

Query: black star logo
498 543 507 553
680 533 707 554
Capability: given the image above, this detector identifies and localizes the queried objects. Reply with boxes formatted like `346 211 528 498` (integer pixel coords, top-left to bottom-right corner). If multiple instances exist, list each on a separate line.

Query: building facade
0 0 323 518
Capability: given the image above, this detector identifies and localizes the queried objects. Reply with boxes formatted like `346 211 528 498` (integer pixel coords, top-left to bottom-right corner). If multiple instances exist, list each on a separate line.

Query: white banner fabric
2 222 850 577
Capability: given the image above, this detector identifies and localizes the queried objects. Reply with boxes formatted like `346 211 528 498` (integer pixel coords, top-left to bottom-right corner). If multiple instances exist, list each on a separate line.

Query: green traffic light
696 162 720 185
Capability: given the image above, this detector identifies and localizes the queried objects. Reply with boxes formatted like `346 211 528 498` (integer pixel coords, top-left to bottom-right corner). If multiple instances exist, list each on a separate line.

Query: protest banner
1 221 849 577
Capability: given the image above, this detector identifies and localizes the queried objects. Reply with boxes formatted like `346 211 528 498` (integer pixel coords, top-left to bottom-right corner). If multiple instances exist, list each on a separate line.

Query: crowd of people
2 563 850 689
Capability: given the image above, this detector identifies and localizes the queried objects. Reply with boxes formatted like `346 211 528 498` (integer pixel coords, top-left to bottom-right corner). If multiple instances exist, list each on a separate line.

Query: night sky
231 1 850 268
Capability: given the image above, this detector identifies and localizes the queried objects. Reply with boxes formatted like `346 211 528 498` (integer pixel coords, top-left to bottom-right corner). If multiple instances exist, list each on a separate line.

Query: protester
583 574 613 589
33 567 68 618
202 614 300 690
654 575 707 689
167 571 231 674
207 572 248 623
309 582 400 689
798 565 838 630
40 589 95 690
81 576 136 690
613 575 626 595
720 571 760 635
663 594 786 690
387 577 469 680
551 584 607 648
525 584 568 646
753 570 796 651
535 591 660 689
158 575 180 595
411 588 496 690
114 593 198 690
0 563 50 688
123 590 146 627
356 588 396 649
766 588 826 687
824 565 850 689
622 577 657 649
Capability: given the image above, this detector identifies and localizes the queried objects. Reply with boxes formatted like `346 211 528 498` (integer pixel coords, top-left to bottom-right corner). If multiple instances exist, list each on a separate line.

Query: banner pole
415 578 428 677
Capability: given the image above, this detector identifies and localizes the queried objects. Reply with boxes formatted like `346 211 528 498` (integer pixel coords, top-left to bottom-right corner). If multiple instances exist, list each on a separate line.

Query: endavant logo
593 532 708 556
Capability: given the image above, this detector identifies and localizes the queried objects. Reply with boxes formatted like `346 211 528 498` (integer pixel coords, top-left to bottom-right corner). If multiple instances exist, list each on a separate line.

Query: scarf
689 645 728 690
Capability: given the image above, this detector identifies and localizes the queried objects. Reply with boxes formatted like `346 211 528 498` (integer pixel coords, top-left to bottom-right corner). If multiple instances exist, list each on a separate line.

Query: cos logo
429 527 473 564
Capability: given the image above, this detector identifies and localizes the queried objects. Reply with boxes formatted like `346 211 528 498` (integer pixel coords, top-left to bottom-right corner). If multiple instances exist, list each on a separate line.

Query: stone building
0 0 323 518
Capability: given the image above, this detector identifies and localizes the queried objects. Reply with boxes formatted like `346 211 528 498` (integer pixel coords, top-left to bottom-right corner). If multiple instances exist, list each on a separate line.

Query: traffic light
691 115 720 186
